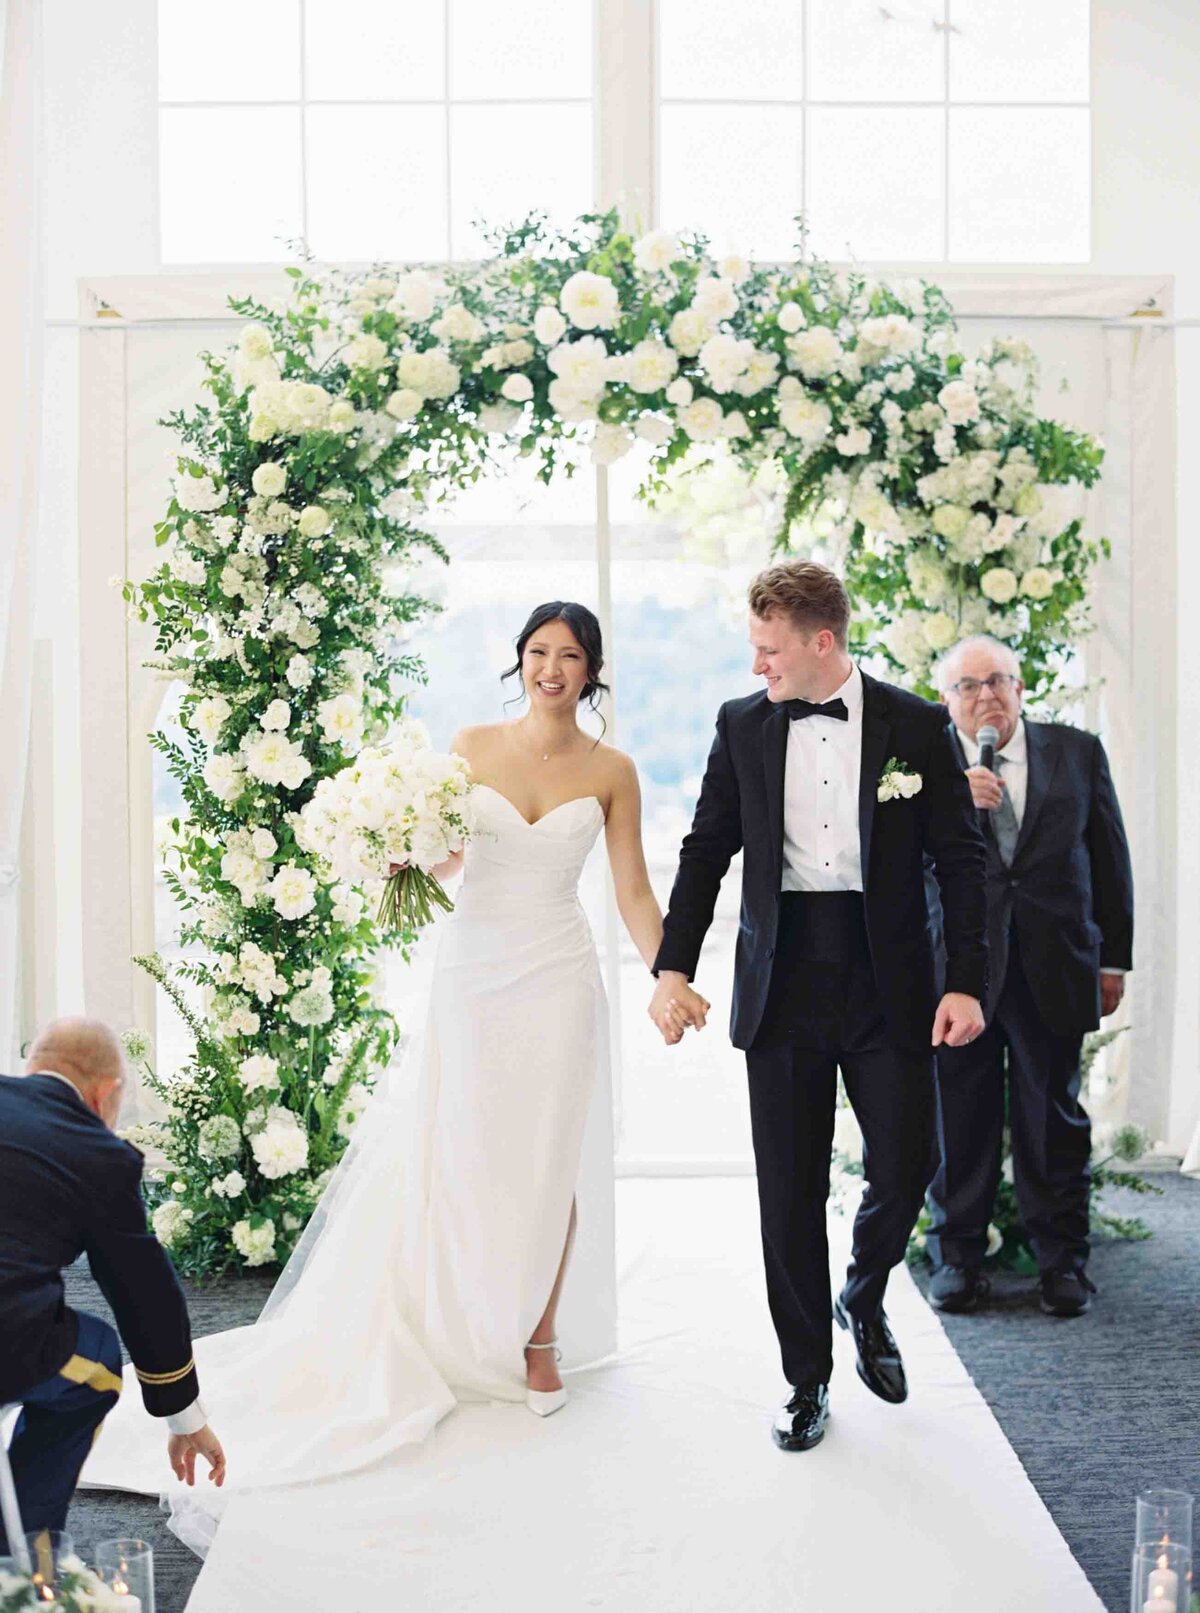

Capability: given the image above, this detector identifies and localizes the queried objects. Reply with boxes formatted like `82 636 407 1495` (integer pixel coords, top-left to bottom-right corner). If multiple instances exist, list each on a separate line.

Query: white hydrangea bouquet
299 717 475 935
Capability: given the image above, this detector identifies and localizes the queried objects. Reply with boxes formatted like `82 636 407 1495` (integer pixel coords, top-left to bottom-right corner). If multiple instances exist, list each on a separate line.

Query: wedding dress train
81 783 617 1555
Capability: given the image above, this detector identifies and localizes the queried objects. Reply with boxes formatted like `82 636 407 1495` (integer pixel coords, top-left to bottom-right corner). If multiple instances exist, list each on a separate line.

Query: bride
83 601 702 1552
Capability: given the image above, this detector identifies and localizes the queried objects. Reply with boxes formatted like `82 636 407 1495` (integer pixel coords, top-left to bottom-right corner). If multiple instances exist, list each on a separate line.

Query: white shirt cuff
1100 967 1126 977
165 1398 207 1436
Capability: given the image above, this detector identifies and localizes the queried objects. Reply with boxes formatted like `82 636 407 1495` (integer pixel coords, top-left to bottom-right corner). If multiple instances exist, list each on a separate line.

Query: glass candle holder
1136 1489 1194 1551
1132 1540 1191 1613
23 1529 75 1600
94 1537 155 1613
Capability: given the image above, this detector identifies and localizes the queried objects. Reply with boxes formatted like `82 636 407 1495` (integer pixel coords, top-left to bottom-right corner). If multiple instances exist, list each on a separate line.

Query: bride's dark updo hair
502 602 610 724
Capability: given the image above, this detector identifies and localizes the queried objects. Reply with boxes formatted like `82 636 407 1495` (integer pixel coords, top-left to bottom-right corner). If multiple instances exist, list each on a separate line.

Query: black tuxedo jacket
654 671 988 1053
932 718 1133 1037
0 1073 199 1410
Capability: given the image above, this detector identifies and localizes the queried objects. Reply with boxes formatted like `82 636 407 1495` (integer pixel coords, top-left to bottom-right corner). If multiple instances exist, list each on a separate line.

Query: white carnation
192 695 232 747
259 699 291 732
779 395 833 446
559 270 620 331
691 276 738 322
678 397 725 442
786 326 843 379
267 862 317 921
633 229 680 273
237 1054 281 1093
938 379 981 426
203 752 246 804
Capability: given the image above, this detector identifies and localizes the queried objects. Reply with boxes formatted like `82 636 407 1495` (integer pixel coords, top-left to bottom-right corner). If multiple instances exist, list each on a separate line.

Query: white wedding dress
81 783 617 1555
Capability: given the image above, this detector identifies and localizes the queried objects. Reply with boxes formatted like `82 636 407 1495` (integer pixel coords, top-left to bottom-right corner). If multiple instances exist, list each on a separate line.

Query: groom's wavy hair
502 602 610 735
748 561 850 648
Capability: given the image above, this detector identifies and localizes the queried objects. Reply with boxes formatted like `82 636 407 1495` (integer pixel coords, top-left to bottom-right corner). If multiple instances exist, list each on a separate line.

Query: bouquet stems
376 865 455 933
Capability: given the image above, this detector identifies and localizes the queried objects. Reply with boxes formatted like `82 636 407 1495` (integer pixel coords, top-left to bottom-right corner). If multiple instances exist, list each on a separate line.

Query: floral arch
123 210 1104 1275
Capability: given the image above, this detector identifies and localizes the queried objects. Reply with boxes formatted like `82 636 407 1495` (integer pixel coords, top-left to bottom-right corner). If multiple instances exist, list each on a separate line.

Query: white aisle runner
184 1181 1103 1612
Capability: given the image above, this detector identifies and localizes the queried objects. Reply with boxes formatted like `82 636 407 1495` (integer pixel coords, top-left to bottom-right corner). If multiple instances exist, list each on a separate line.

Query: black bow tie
786 697 849 723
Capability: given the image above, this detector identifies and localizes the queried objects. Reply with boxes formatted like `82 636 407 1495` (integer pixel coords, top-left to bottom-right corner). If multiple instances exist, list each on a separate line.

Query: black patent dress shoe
928 1264 991 1314
1039 1267 1096 1317
834 1296 908 1403
771 1382 830 1451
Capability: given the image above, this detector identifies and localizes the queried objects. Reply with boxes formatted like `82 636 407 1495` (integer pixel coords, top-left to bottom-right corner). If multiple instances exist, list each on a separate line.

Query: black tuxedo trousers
746 892 936 1390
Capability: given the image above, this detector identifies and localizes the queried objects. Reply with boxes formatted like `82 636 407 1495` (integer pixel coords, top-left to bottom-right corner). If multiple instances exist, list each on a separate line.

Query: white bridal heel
525 1340 567 1417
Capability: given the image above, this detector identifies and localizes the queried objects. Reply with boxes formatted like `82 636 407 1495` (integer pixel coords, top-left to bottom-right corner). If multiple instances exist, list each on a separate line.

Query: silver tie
991 755 1020 866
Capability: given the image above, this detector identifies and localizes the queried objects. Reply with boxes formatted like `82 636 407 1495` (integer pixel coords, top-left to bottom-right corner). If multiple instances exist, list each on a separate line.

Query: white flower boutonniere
877 757 923 803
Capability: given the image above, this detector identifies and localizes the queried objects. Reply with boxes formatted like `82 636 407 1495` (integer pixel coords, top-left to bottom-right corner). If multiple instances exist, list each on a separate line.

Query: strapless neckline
475 782 604 831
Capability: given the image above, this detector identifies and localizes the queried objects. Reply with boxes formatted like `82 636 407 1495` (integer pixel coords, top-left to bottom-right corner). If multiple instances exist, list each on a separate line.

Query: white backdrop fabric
177 1180 1103 1613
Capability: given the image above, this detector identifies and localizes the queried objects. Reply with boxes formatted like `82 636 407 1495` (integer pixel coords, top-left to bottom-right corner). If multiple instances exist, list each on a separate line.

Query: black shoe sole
929 1290 982 1314
772 1420 828 1452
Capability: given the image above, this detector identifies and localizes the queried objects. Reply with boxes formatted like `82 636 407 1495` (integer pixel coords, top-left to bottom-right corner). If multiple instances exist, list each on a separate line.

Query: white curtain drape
0 0 44 1069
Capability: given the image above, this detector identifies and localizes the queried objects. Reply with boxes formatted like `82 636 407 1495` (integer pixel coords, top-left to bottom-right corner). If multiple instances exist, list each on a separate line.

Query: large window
157 0 594 263
658 0 1090 263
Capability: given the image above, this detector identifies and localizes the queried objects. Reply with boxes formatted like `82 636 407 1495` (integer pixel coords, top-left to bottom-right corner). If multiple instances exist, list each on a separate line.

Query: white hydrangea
346 332 389 372
336 1081 373 1139
559 270 620 331
430 303 485 344
395 347 461 400
232 1216 277 1267
386 388 423 421
211 1170 246 1199
152 1200 190 1247
786 326 843 379
884 610 934 671
174 473 227 513
859 313 919 357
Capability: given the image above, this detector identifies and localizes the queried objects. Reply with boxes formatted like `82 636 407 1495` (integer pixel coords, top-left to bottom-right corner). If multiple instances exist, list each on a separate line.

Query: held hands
932 992 985 1049
964 765 1005 811
168 1423 226 1488
648 971 710 1046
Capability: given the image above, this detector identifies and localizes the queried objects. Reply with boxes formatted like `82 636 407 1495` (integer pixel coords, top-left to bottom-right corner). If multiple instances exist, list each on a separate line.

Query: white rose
259 699 291 732
834 426 872 457
786 325 843 379
721 410 749 440
932 504 971 541
777 301 805 334
778 395 833 446
533 305 568 345
203 752 245 804
479 401 522 433
922 612 958 651
192 694 232 747
691 276 738 322
251 461 287 498
389 271 440 321
385 388 423 420
251 827 277 858
665 377 694 407
430 303 484 343
559 270 620 331
678 397 725 443
500 373 533 403
938 379 981 426
328 398 356 433
237 1053 281 1093
980 566 1019 604
1020 566 1055 600
859 314 918 356
1013 484 1043 519
633 229 680 273
238 323 274 361
346 332 389 372
318 692 363 750
297 505 331 538
667 308 713 358
590 422 635 466
717 252 751 285
634 412 674 445
627 338 679 395
267 863 317 921
286 654 314 690
173 473 227 513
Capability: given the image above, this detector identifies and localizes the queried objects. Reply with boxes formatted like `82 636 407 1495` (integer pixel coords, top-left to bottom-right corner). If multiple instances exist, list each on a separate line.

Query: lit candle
106 1575 142 1613
1147 1559 1179 1601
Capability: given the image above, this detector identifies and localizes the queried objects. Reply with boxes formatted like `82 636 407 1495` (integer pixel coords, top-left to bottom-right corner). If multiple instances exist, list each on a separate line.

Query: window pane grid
157 0 593 263
657 0 1090 264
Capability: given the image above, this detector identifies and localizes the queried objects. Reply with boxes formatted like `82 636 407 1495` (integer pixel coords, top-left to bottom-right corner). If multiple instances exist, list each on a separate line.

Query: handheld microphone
977 723 1000 777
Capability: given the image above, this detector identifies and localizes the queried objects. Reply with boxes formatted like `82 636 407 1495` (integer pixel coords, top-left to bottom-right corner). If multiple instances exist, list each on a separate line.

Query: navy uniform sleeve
82 1146 200 1417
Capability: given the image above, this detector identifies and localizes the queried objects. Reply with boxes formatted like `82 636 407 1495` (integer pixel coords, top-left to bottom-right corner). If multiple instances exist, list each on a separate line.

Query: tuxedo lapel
1013 718 1058 863
858 674 891 886
763 700 789 887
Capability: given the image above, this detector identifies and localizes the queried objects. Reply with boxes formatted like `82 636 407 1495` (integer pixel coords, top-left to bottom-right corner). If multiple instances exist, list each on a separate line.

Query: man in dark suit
0 1019 225 1552
648 561 988 1452
925 637 1134 1319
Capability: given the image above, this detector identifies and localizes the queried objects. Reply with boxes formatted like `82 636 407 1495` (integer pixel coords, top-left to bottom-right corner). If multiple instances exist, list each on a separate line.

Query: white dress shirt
781 663 864 893
35 1069 207 1436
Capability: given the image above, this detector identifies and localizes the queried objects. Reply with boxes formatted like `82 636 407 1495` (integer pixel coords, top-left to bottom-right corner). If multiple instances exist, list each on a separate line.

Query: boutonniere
877 758 923 803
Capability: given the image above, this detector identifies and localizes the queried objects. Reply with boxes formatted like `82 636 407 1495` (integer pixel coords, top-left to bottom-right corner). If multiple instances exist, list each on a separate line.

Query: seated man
0 1018 224 1550
926 638 1134 1319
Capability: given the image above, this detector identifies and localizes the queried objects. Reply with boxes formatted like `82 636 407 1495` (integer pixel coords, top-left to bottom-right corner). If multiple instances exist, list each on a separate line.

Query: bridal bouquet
299 717 475 935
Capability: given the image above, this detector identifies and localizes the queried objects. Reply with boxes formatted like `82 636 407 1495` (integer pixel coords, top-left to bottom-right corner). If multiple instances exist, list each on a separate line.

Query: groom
650 561 987 1451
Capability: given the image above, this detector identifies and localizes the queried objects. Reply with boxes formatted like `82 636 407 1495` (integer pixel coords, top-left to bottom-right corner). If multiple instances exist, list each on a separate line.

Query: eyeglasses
946 673 1020 699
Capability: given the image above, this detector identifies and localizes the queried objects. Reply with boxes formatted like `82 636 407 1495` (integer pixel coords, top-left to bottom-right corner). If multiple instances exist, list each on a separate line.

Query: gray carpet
59 1177 1200 1613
